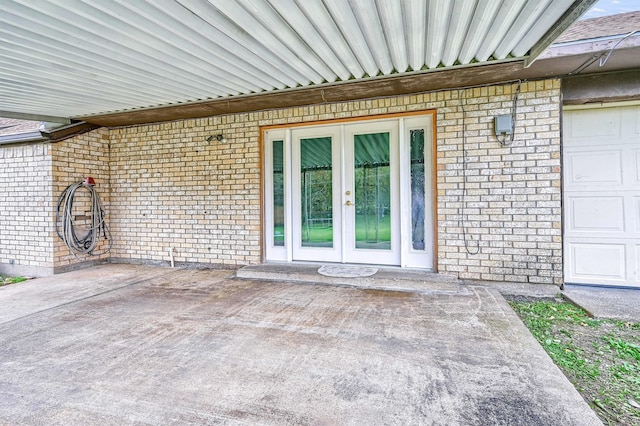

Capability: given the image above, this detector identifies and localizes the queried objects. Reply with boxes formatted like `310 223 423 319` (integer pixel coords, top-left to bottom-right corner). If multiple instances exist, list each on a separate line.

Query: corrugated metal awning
0 0 594 123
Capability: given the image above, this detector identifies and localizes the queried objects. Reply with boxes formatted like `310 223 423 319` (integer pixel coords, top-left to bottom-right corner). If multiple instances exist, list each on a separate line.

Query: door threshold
236 262 466 295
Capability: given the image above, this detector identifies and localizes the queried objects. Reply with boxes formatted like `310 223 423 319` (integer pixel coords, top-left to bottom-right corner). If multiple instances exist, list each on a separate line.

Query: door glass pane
410 129 426 250
354 133 390 250
272 140 285 246
300 137 333 247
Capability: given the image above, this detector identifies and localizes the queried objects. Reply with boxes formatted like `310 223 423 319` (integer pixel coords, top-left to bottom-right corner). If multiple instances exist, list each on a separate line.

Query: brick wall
432 81 563 284
0 79 562 284
51 128 111 272
0 143 54 276
109 116 261 266
106 79 561 284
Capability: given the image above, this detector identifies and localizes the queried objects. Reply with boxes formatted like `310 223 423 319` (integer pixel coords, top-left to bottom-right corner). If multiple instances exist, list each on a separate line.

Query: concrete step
236 263 468 295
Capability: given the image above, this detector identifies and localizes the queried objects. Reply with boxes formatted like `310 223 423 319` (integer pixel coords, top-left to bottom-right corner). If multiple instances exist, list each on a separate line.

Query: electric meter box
494 115 513 135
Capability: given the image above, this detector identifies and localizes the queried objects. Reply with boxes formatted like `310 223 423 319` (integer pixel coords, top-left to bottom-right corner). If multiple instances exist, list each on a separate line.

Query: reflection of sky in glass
582 0 640 19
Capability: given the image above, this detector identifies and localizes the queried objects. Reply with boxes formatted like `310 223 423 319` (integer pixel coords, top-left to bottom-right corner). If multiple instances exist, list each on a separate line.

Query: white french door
343 121 400 264
264 115 434 269
291 126 343 262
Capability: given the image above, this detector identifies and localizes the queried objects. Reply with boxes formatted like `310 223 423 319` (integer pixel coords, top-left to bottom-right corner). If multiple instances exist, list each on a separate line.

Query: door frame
261 111 437 270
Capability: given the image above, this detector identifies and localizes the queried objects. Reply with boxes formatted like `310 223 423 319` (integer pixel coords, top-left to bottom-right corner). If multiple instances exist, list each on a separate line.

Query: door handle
345 200 354 206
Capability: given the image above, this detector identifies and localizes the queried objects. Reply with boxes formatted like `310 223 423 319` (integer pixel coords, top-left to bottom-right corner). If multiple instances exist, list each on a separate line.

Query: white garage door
563 103 640 288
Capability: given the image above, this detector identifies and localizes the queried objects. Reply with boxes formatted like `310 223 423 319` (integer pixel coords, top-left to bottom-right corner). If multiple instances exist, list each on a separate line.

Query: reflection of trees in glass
301 137 333 246
273 170 284 222
354 133 391 248
273 140 285 246
411 129 425 250
302 169 333 220
355 165 390 240
301 169 333 245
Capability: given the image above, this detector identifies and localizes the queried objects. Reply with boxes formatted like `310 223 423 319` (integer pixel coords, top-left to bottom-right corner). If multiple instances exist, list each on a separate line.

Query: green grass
601 336 640 361
276 215 392 246
355 214 391 243
302 223 334 245
511 301 601 379
510 299 640 425
0 274 27 286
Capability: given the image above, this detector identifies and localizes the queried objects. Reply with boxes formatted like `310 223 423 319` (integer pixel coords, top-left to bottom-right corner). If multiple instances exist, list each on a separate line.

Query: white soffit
0 0 584 120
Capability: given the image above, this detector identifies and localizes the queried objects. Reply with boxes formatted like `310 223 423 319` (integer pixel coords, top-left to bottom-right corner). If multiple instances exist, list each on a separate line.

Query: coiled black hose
56 181 111 256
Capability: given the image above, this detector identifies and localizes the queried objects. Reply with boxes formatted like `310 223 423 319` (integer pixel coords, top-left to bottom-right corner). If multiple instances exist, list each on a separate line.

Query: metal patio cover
0 0 593 124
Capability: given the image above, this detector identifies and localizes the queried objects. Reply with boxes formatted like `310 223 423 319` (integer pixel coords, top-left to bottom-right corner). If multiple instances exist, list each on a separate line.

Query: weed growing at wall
0 275 27 286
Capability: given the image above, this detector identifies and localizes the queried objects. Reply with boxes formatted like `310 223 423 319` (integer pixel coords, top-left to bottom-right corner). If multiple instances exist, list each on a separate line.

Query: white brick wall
51 128 111 271
109 116 261 266
0 79 563 284
433 81 562 284
0 143 54 276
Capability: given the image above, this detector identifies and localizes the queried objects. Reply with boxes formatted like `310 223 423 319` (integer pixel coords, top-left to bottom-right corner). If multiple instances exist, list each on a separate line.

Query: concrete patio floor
0 264 601 425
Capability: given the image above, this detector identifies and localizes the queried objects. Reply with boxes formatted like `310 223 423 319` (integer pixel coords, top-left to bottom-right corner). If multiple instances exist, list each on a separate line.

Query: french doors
291 121 399 264
264 115 433 269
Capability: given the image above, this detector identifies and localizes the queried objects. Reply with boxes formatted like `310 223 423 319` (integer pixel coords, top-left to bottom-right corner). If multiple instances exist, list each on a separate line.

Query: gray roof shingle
0 118 41 137
556 10 640 43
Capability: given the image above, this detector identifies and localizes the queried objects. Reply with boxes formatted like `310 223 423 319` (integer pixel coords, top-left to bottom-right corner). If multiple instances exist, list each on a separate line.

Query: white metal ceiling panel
376 0 407 72
0 0 591 121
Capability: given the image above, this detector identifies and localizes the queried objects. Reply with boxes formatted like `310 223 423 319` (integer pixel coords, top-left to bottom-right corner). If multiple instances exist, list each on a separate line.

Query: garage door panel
636 245 640 284
564 104 640 288
566 150 622 186
568 108 620 139
635 197 640 234
567 196 624 233
569 243 626 281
